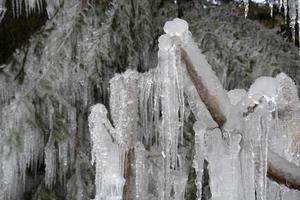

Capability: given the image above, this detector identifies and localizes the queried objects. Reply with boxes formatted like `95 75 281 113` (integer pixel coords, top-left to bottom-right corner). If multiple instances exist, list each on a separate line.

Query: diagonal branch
268 150 300 190
181 48 226 127
181 48 300 191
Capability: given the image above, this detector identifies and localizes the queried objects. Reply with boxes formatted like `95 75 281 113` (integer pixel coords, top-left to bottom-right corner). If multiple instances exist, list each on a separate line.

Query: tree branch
123 148 135 200
268 150 300 190
181 48 226 127
180 48 300 191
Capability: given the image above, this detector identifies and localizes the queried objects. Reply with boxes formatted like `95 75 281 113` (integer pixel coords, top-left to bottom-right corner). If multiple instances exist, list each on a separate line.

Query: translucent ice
163 18 189 39
89 104 125 200
249 76 280 103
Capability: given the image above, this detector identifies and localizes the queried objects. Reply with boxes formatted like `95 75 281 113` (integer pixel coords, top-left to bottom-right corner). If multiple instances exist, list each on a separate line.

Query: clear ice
88 18 300 200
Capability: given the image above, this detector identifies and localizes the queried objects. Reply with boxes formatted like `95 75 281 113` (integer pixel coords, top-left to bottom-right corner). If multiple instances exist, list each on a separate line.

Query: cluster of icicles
89 18 300 200
0 0 61 21
243 0 300 43
0 0 99 199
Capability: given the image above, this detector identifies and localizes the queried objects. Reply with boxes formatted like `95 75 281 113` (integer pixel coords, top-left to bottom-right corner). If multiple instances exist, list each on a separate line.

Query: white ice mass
89 18 300 200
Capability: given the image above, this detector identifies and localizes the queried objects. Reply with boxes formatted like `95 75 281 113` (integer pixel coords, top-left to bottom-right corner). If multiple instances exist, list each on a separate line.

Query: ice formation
0 0 6 22
89 104 125 200
0 0 298 196
0 0 61 18
0 99 44 199
0 0 99 199
89 18 300 200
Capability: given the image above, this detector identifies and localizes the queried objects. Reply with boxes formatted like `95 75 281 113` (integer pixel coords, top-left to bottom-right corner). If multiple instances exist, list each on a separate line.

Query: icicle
156 18 188 199
246 76 283 200
279 0 282 10
288 0 297 41
134 143 147 200
0 0 64 19
0 99 44 199
138 70 156 146
46 0 61 18
255 113 270 200
269 0 274 17
244 0 249 18
58 140 69 184
0 0 6 23
45 136 57 187
192 121 206 199
283 0 288 22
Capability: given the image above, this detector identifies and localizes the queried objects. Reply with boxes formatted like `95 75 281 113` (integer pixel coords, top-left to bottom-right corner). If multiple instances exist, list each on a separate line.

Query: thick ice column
243 76 281 200
110 69 140 148
205 128 242 200
228 89 256 200
89 104 125 200
134 143 148 200
156 18 187 199
192 121 207 199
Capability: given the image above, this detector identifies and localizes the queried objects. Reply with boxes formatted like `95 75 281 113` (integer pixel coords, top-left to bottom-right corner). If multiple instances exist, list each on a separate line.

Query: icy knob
90 104 108 119
163 18 189 38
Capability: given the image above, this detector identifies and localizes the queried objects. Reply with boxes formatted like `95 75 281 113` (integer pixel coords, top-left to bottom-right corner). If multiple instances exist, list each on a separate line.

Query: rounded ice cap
158 34 172 50
90 103 108 117
248 76 279 103
163 18 189 37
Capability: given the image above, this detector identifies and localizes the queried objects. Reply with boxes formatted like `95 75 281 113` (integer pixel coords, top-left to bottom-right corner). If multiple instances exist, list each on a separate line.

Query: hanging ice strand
0 0 6 22
156 18 187 199
248 77 279 200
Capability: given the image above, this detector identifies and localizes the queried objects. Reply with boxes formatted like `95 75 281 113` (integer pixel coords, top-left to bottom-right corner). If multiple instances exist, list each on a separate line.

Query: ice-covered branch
181 47 300 191
181 48 226 127
268 150 300 190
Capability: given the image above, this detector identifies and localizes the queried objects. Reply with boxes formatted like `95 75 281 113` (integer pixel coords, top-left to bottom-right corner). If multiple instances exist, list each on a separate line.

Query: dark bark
181 48 226 127
123 148 135 200
268 150 300 190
